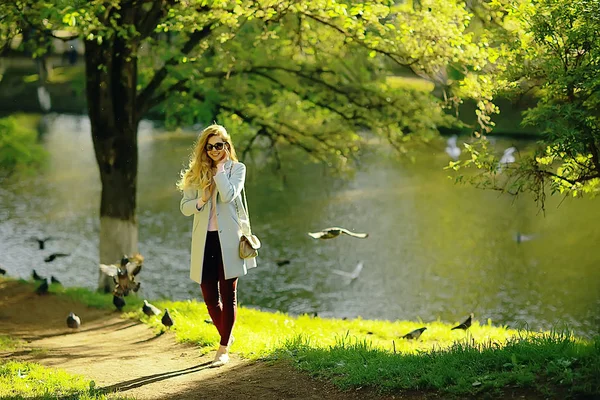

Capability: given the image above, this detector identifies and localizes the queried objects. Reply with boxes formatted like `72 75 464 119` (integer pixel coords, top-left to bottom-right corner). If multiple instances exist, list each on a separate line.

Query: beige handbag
230 163 260 259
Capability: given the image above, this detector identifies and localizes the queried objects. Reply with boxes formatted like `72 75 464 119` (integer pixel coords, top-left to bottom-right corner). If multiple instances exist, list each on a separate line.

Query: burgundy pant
201 231 238 346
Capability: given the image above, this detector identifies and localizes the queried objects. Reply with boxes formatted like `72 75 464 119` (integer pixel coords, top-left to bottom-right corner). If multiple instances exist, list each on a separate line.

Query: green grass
276 332 600 398
0 361 132 399
0 114 47 175
118 298 599 398
0 335 24 351
3 277 598 398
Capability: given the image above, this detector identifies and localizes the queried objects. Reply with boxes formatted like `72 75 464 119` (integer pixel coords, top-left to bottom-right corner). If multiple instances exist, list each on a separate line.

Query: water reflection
0 114 598 338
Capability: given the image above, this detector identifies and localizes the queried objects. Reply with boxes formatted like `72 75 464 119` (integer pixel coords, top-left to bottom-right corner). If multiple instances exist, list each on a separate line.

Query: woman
177 124 257 367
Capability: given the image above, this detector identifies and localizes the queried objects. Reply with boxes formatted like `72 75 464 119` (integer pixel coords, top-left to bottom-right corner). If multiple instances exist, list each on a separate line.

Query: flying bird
35 279 49 295
331 261 364 281
514 232 537 243
66 312 81 329
29 236 54 250
161 309 174 328
44 253 70 262
99 254 144 297
37 85 52 112
401 327 427 340
142 300 161 316
113 295 125 311
451 313 474 331
445 135 461 161
308 227 368 240
275 259 291 267
497 147 517 172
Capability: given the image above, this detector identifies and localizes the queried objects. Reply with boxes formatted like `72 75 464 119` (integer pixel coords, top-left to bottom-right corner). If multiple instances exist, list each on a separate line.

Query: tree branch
136 25 214 120
302 13 418 68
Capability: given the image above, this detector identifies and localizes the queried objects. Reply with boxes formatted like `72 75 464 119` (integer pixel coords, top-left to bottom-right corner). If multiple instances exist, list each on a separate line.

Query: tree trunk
85 28 140 292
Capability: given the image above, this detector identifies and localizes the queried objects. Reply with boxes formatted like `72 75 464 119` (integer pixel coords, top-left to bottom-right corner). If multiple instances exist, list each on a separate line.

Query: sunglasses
206 142 226 151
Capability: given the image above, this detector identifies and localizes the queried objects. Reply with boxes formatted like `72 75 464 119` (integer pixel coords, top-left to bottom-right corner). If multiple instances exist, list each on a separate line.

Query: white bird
308 227 368 240
37 86 51 112
331 261 364 281
500 147 516 164
514 232 537 243
445 135 461 160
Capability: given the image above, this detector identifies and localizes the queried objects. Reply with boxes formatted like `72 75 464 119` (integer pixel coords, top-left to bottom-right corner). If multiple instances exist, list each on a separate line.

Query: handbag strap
229 162 252 234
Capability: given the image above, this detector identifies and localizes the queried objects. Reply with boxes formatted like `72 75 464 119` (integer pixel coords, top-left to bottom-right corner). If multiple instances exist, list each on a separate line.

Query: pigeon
50 276 62 285
37 85 51 112
275 259 291 266
29 236 54 250
500 147 516 164
142 300 161 316
66 312 81 329
0 267 6 275
113 295 126 311
497 147 517 172
35 279 49 295
32 269 45 281
331 261 364 281
161 309 174 328
44 253 70 262
445 135 461 161
515 232 537 243
308 227 368 240
99 254 144 297
401 327 427 340
451 313 474 330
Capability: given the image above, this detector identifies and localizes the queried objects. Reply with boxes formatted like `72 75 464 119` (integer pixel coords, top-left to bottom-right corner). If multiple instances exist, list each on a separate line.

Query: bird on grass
50 276 62 285
32 270 45 281
142 300 161 316
161 309 174 329
113 295 126 311
44 253 70 263
401 327 427 340
275 259 291 267
308 227 368 240
66 312 81 329
451 313 474 331
29 236 54 250
35 279 49 295
331 261 364 282
0 267 6 275
99 254 144 297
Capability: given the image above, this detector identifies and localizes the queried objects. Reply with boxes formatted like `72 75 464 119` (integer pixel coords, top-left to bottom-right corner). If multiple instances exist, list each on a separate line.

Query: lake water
1 114 598 338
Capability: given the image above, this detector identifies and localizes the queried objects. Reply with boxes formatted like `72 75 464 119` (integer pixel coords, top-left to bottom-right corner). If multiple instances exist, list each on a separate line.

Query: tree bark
85 25 140 292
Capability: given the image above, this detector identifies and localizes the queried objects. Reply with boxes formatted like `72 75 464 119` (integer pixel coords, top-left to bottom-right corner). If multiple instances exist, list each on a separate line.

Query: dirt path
0 280 400 400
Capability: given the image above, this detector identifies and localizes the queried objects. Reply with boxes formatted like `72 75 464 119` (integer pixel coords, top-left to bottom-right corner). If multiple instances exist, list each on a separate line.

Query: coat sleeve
214 162 246 203
180 187 206 216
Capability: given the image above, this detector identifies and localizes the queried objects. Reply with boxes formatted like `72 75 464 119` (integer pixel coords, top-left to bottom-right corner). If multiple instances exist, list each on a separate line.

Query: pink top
197 163 226 232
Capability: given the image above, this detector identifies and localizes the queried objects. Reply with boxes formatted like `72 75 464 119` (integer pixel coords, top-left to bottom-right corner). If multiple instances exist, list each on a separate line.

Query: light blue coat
180 160 257 283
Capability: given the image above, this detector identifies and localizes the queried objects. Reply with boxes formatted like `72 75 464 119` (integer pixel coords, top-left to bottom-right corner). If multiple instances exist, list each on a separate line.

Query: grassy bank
6 278 596 399
0 334 131 400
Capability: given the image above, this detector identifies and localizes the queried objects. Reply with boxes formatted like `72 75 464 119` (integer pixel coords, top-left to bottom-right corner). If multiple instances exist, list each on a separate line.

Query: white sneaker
211 352 229 367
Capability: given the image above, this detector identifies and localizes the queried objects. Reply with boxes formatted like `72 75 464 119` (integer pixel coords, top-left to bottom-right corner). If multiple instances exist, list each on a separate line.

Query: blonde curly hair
176 124 239 191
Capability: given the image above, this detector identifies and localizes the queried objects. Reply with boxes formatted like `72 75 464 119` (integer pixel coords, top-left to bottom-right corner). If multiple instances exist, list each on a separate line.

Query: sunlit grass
125 299 538 359
3 277 596 398
0 334 24 351
0 360 132 399
122 298 599 397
